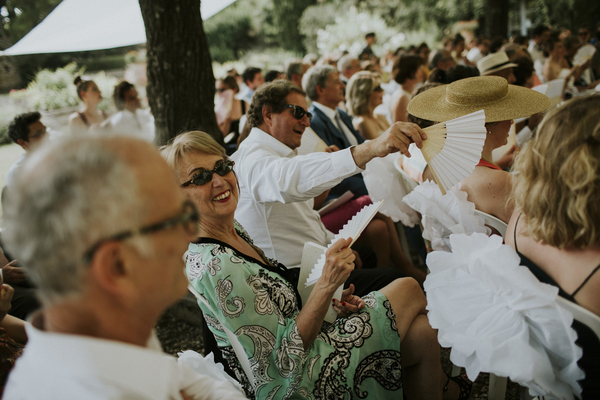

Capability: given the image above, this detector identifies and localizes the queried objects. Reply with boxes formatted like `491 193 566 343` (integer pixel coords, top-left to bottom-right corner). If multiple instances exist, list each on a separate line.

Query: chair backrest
473 209 507 238
187 284 256 389
556 296 600 341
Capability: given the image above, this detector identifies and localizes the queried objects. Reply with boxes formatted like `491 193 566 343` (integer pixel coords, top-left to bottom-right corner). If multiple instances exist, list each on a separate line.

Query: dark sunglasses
373 85 383 92
216 88 228 93
83 200 199 264
181 160 235 187
283 104 312 121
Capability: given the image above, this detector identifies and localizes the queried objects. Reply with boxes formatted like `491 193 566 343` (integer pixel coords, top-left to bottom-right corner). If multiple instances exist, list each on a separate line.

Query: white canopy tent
1 0 236 56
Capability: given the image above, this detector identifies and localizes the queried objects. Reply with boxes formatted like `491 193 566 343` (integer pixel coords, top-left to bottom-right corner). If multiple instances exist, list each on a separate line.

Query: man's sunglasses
181 160 235 187
83 200 199 264
283 104 312 121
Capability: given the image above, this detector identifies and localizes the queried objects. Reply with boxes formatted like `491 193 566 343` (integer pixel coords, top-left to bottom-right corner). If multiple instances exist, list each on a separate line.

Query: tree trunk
139 0 222 146
484 0 510 39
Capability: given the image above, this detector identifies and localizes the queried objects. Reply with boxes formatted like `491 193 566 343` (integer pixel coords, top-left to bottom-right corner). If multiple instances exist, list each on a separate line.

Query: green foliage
204 1 259 63
9 62 117 112
300 2 442 56
265 0 316 54
0 0 62 47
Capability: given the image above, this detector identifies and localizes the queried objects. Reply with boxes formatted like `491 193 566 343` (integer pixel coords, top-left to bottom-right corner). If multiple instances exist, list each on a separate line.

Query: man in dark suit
302 64 368 201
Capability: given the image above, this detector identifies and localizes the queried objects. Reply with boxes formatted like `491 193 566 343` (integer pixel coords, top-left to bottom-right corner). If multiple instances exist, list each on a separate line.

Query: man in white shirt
231 80 427 295
5 112 48 187
1 136 245 400
529 25 551 82
103 81 155 143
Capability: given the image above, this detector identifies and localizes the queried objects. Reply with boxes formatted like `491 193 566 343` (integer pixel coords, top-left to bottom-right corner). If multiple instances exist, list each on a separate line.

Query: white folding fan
305 200 384 288
420 109 487 195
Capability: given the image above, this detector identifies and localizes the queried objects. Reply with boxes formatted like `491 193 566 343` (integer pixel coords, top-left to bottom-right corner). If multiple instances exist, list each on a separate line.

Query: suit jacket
308 105 368 200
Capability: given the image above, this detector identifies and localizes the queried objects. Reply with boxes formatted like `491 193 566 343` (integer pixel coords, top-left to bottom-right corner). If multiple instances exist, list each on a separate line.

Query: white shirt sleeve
235 147 362 204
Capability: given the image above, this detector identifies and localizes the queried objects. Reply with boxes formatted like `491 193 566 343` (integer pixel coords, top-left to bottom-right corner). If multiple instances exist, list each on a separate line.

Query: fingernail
341 302 346 306
332 299 335 303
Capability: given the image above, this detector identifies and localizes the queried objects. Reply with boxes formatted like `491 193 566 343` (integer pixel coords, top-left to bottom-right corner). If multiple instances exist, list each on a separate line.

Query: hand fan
305 200 384 287
420 110 487 195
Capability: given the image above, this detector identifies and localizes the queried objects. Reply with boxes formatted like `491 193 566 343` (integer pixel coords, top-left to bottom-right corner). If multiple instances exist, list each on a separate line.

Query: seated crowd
1 24 599 400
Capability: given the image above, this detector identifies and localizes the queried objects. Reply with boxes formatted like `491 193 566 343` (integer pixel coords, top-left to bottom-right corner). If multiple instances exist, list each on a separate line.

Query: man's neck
42 298 156 347
314 100 337 111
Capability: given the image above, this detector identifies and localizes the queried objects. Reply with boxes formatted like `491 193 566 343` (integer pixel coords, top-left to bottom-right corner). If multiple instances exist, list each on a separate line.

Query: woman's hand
332 284 365 317
319 238 355 291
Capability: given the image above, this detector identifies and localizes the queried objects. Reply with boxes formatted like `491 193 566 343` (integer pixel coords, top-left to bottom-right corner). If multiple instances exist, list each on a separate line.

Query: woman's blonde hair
345 71 378 116
511 95 600 249
159 131 227 179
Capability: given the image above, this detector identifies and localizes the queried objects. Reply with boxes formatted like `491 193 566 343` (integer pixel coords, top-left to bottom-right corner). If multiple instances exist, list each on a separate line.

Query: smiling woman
160 130 468 400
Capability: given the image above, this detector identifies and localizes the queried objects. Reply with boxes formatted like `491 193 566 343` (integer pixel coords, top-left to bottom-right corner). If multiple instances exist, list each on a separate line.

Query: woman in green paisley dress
161 131 468 400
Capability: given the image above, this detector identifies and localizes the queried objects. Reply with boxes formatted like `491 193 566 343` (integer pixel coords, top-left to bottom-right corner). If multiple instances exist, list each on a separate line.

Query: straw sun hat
407 76 551 123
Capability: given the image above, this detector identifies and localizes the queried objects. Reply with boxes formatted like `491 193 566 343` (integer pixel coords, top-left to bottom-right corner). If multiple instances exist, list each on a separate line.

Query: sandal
443 374 472 400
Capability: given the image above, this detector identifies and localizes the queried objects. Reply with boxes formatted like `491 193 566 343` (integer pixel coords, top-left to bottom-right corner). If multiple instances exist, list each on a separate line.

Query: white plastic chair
474 209 508 238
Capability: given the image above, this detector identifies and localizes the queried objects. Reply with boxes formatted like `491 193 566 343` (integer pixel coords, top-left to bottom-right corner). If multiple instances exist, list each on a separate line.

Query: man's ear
16 139 29 150
315 84 325 98
262 105 274 127
88 241 131 298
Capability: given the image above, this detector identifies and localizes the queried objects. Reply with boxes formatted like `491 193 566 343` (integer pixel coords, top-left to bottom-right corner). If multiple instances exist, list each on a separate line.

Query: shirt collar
312 101 337 122
26 312 181 399
248 127 297 157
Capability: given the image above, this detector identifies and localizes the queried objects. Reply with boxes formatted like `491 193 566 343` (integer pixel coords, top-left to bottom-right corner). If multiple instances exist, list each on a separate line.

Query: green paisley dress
186 222 403 400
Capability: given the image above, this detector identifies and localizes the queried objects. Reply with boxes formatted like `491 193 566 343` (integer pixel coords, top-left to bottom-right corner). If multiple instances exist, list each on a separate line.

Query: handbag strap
187 284 256 389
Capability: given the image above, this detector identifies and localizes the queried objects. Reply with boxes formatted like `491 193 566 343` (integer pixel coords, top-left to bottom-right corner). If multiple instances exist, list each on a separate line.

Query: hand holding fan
305 200 384 287
420 110 487 195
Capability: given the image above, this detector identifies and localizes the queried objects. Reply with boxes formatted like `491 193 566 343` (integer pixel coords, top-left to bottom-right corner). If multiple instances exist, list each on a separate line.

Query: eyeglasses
373 85 383 92
283 104 312 121
216 88 228 93
579 31 589 36
180 160 235 187
83 200 199 264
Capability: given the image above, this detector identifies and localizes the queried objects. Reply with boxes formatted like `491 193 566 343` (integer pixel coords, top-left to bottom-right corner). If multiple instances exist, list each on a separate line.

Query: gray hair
337 54 358 74
2 135 145 305
286 59 304 80
302 65 336 101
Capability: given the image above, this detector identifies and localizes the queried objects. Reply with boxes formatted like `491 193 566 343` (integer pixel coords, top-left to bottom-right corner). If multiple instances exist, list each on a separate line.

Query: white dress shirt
528 42 546 65
5 152 26 187
104 109 155 143
5 315 246 400
312 101 359 146
230 127 362 268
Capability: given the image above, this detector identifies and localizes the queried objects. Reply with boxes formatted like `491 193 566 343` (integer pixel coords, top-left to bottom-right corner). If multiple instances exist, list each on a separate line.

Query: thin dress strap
571 263 600 297
514 213 522 253
516 213 600 298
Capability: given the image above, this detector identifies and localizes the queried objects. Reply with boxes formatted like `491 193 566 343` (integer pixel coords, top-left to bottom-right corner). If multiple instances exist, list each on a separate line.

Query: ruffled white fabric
425 233 584 399
178 350 244 392
402 180 490 251
361 152 421 227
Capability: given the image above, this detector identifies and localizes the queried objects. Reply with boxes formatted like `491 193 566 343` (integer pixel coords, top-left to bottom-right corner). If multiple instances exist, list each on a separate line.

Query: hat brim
481 63 518 76
407 82 551 123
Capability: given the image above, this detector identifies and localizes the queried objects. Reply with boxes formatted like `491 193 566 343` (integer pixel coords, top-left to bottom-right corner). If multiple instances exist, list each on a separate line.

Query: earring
486 129 492 135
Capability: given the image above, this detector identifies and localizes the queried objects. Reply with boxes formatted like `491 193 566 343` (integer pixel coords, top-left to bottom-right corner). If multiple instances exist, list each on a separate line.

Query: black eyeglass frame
180 160 235 188
283 104 313 121
83 200 199 264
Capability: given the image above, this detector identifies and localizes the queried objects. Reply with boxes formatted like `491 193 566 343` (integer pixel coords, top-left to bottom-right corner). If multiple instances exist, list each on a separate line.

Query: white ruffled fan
305 200 384 287
421 110 487 195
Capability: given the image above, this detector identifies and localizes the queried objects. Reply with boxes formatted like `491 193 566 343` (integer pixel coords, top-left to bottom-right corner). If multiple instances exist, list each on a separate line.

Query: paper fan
420 110 487 195
305 200 384 287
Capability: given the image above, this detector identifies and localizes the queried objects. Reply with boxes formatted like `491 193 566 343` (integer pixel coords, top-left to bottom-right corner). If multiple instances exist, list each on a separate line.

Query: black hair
264 70 282 83
242 67 262 85
8 112 42 144
393 54 423 84
112 81 134 111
